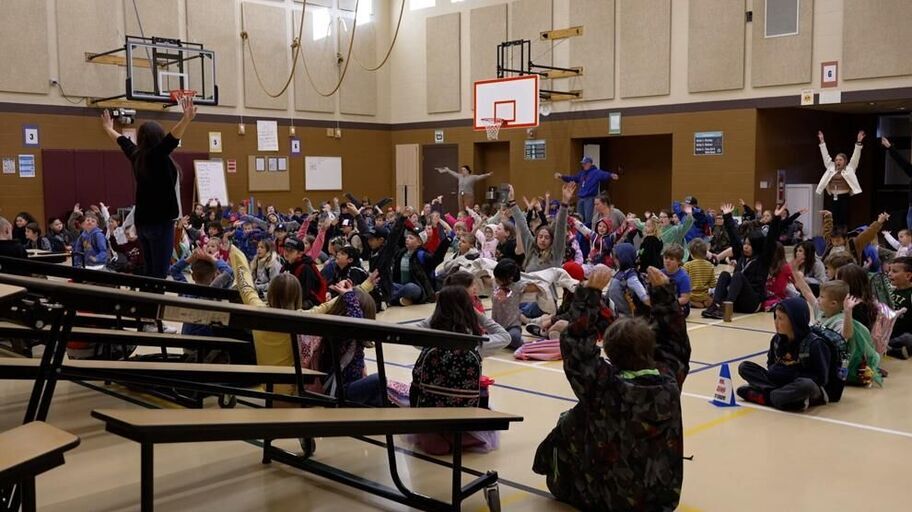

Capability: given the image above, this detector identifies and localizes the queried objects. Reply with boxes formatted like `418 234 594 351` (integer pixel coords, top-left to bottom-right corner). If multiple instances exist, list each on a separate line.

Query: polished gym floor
1 298 911 511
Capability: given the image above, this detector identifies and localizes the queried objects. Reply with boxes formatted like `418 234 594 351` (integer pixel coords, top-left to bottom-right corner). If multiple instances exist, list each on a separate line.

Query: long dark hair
795 240 817 275
135 121 181 180
429 286 482 336
836 263 874 306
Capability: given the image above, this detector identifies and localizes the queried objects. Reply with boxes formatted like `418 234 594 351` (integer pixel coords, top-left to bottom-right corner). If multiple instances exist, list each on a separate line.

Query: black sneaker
702 305 723 319
736 386 767 405
887 346 911 360
525 324 544 338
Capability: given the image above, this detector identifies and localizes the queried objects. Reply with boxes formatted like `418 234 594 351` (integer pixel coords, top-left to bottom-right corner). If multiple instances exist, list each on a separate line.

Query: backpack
617 268 650 316
410 347 481 408
802 326 849 403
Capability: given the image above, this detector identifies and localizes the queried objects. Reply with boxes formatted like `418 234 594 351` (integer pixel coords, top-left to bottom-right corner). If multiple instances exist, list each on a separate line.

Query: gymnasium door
395 144 420 208
421 144 459 212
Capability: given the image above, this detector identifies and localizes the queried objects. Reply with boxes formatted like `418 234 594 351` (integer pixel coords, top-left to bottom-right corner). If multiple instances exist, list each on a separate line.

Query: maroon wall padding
41 149 208 228
41 150 77 224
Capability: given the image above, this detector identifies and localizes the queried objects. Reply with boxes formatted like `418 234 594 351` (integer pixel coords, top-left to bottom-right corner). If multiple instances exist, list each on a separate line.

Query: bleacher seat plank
0 321 251 351
0 421 80 484
92 407 523 443
0 284 25 302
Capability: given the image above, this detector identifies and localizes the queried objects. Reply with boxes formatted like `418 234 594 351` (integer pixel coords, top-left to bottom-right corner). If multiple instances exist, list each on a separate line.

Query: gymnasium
1 0 911 510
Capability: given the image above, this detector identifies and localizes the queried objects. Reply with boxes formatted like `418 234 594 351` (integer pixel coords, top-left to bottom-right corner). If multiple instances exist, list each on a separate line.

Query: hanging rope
240 0 308 99
297 0 360 97
352 0 405 72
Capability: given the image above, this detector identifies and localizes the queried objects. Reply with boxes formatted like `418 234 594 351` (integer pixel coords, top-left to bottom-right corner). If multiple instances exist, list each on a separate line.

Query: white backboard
473 75 539 130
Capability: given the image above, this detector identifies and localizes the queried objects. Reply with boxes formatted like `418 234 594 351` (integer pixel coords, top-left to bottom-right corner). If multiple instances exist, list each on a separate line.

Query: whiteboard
193 160 229 204
305 156 342 190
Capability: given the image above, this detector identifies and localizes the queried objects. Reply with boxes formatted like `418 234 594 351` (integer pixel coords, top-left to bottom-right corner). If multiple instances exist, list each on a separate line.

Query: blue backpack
801 326 849 403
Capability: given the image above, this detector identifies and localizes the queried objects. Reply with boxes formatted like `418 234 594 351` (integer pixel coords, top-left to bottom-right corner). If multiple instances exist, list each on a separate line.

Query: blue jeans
137 221 175 279
520 302 544 319
577 196 595 227
345 374 384 407
507 326 523 349
392 282 424 305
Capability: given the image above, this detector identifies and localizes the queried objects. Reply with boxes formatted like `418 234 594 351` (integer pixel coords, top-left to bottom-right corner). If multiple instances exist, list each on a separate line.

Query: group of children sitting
10 166 912 511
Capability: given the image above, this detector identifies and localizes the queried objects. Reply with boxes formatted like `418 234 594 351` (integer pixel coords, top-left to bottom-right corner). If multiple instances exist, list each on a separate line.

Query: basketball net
169 89 197 110
481 118 504 141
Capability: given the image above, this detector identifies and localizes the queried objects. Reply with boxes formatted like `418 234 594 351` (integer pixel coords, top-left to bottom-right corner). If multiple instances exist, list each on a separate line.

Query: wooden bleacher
93 408 521 512
0 272 519 511
0 422 80 512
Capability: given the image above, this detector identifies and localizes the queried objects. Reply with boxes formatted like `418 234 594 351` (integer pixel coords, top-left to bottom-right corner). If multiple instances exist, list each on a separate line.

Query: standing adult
555 156 619 226
592 193 626 232
101 96 197 278
816 130 865 229
437 165 492 210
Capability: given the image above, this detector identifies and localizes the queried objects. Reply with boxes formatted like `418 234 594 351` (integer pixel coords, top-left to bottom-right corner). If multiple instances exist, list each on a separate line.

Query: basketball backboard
473 75 539 131
88 36 218 108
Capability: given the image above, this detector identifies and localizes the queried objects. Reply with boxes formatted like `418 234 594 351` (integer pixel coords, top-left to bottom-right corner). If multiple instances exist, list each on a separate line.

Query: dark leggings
713 271 762 313
825 193 851 230
137 222 175 279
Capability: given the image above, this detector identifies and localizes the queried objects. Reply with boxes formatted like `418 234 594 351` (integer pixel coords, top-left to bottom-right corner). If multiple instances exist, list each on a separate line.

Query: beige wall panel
688 0 744 92
124 0 181 95
293 10 335 113
511 0 552 90
340 18 377 116
0 0 50 94
569 0 615 101
618 0 670 98
470 4 507 87
751 0 813 87
843 0 912 80
187 0 240 107
426 13 461 114
56 0 124 99
241 2 290 110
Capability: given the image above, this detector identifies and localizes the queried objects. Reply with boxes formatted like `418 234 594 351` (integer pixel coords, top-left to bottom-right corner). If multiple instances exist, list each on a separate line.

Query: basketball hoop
169 89 197 110
481 118 504 141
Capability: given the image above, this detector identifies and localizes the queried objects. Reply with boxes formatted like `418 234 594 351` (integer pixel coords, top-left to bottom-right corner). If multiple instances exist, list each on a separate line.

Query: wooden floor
2 300 911 511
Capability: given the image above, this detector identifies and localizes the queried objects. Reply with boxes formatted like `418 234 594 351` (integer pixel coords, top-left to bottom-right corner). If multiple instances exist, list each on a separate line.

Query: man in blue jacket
555 156 618 226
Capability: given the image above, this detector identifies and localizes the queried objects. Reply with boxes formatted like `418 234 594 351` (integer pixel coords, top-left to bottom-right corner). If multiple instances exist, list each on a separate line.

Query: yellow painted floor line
684 407 755 437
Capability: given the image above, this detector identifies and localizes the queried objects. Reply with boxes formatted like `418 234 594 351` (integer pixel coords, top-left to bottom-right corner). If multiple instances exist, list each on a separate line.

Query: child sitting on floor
532 267 691 511
887 257 912 359
662 244 692 317
737 297 833 411
684 238 716 309
808 281 881 387
883 229 912 258
491 258 539 349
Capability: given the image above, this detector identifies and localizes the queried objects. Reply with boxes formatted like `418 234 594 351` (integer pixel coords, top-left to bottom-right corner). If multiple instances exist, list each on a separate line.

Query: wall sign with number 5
23 125 39 147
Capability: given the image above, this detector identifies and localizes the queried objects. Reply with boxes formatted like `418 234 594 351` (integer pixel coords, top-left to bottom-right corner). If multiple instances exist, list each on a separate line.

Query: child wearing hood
608 243 650 316
737 297 832 411
703 203 783 318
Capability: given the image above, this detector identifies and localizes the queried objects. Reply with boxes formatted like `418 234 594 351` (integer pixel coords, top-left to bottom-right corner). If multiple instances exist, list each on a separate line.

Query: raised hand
682 203 693 215
508 184 515 202
720 203 734 215
878 211 891 224
561 182 577 203
844 295 861 311
739 198 746 206
101 110 114 130
857 130 866 144
774 202 787 217
646 266 670 287
882 137 892 149
818 130 825 144
330 279 355 295
553 172 563 180
179 96 197 121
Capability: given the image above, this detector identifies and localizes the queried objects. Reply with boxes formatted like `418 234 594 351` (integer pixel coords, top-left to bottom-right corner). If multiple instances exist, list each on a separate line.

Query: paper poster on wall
2 158 14 174
122 128 137 143
256 120 279 151
608 113 621 135
193 160 229 205
267 157 278 172
255 157 266 172
278 157 287 171
305 156 343 191
209 132 223 153
23 125 39 147
290 137 301 156
18 154 36 178
227 159 237 174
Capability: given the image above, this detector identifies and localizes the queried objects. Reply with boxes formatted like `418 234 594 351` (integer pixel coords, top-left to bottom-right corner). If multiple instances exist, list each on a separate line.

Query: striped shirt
684 258 716 303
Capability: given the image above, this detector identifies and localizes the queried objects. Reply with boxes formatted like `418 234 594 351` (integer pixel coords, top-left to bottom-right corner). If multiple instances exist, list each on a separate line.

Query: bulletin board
247 155 290 192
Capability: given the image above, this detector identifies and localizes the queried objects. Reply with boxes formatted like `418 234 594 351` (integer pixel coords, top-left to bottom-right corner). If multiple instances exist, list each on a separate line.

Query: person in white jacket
815 130 865 228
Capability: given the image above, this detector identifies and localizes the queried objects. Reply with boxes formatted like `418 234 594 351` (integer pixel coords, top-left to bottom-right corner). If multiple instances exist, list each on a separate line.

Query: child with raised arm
533 267 690 511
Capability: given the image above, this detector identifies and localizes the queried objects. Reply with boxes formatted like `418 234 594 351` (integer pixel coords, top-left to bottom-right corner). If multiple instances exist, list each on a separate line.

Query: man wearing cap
555 157 619 227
